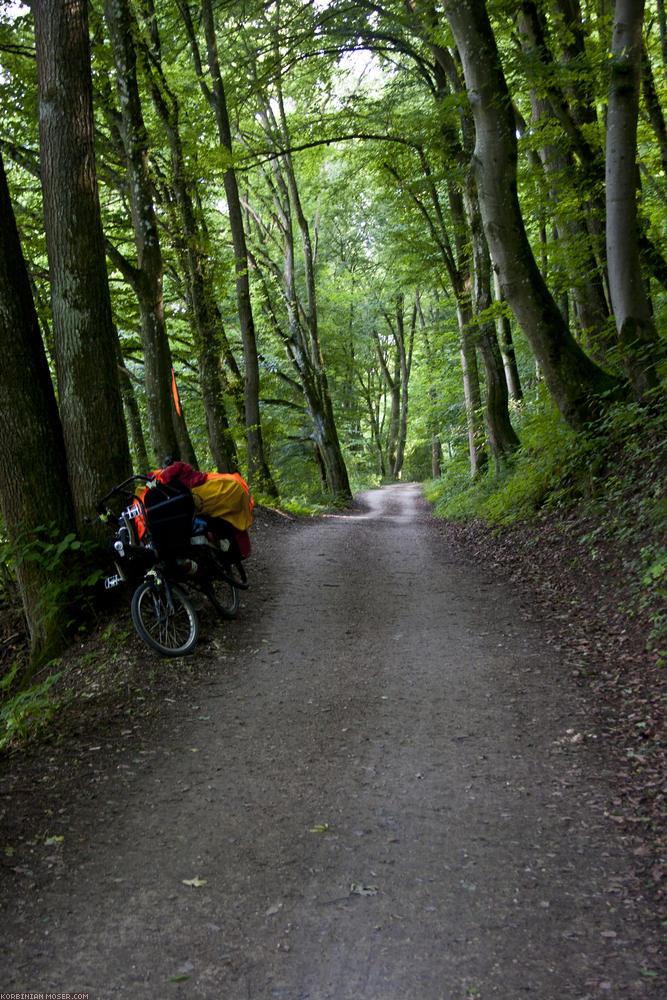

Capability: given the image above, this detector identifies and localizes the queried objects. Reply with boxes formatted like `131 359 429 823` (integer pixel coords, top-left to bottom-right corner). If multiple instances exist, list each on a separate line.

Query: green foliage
2 0 666 637
0 523 104 681
427 397 665 523
424 399 575 521
0 521 113 744
0 523 103 608
426 398 667 659
0 659 62 749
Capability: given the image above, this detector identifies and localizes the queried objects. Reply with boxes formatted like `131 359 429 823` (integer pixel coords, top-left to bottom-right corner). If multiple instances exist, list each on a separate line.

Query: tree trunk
139 24 237 472
249 95 351 500
280 126 351 500
34 0 132 529
103 0 181 466
378 295 415 479
463 174 520 468
458 301 488 478
492 271 523 401
416 297 444 478
114 330 150 474
0 151 76 669
396 296 415 476
373 324 401 477
640 40 667 175
443 0 623 430
448 187 487 477
363 378 387 479
606 0 664 399
517 2 611 352
198 0 277 497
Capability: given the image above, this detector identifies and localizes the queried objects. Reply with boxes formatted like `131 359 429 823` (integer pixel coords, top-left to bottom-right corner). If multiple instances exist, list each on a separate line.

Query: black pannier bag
142 480 195 559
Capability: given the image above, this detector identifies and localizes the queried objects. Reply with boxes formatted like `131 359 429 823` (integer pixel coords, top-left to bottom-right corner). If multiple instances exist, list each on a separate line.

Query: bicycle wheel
131 580 199 656
203 577 239 619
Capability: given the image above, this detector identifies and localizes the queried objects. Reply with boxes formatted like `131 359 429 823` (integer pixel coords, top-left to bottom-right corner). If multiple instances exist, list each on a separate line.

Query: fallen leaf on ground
350 882 378 896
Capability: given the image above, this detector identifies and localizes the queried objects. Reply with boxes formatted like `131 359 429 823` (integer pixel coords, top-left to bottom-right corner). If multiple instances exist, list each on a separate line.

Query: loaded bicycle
95 472 251 656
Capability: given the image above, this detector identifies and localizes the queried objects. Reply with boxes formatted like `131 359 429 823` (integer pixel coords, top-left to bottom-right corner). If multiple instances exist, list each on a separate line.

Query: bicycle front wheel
131 580 199 656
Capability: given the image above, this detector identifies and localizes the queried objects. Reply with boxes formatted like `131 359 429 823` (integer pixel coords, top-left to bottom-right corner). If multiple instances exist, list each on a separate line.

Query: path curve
2 484 661 998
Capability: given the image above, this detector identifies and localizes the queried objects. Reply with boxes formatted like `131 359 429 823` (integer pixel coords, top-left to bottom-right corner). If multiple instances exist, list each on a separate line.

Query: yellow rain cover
191 473 253 531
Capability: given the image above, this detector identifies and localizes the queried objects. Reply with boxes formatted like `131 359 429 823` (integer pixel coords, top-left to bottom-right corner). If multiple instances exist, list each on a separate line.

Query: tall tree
375 294 415 478
516 2 611 349
0 150 76 668
463 178 520 467
492 271 523 402
33 0 131 527
180 0 278 497
244 59 352 498
606 0 663 399
136 2 236 472
442 0 623 430
102 0 183 467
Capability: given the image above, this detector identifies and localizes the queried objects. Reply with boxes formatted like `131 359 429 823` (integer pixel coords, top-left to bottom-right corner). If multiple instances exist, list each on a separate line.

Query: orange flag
171 368 182 416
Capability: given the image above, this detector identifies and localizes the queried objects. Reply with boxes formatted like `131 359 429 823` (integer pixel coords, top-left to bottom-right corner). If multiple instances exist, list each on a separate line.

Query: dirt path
1 483 663 998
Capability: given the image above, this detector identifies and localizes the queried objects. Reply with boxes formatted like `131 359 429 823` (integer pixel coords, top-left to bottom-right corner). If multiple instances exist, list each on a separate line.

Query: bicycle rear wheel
203 577 239 619
131 580 199 656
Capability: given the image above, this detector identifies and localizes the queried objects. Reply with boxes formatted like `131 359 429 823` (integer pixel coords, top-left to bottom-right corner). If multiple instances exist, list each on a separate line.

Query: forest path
1 483 661 998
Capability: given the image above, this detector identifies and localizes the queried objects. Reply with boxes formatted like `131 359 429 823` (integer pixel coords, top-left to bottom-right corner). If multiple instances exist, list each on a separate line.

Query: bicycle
95 475 250 656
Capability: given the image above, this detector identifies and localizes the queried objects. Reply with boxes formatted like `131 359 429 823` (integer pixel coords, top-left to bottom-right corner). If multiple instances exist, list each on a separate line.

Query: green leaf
182 876 207 887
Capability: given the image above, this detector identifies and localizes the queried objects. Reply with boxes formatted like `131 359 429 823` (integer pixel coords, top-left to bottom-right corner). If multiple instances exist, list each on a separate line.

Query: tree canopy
1 0 665 662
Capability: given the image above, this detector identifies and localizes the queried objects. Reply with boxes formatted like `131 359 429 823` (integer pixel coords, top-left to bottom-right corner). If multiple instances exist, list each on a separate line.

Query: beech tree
33 0 131 527
442 0 623 430
0 151 76 668
515 2 611 349
1 0 664 515
606 0 663 398
102 0 183 467
180 0 278 497
242 28 352 499
134 2 237 472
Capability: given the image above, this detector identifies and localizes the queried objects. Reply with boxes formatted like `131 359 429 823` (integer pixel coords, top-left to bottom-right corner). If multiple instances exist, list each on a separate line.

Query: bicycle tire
131 579 199 656
203 577 239 619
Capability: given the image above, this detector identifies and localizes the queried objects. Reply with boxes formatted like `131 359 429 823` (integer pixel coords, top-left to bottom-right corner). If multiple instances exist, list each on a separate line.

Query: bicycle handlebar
95 474 150 516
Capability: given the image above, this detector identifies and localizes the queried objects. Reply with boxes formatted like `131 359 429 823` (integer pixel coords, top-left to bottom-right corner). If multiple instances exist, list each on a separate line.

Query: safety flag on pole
171 367 182 416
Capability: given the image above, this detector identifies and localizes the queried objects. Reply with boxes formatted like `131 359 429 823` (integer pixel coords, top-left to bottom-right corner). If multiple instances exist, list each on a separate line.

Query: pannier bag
142 479 195 558
190 473 253 531
134 462 253 556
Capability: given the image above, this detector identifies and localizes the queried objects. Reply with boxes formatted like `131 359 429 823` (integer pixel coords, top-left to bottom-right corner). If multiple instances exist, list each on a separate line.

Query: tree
442 0 623 430
0 150 76 668
374 294 415 478
606 0 664 399
102 0 183 467
33 0 131 527
242 33 352 499
1 0 662 528
180 0 278 497
515 2 611 350
463 178 520 468
135 2 237 473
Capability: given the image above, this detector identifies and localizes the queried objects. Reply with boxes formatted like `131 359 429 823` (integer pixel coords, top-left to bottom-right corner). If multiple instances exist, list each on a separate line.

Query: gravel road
1 483 662 999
